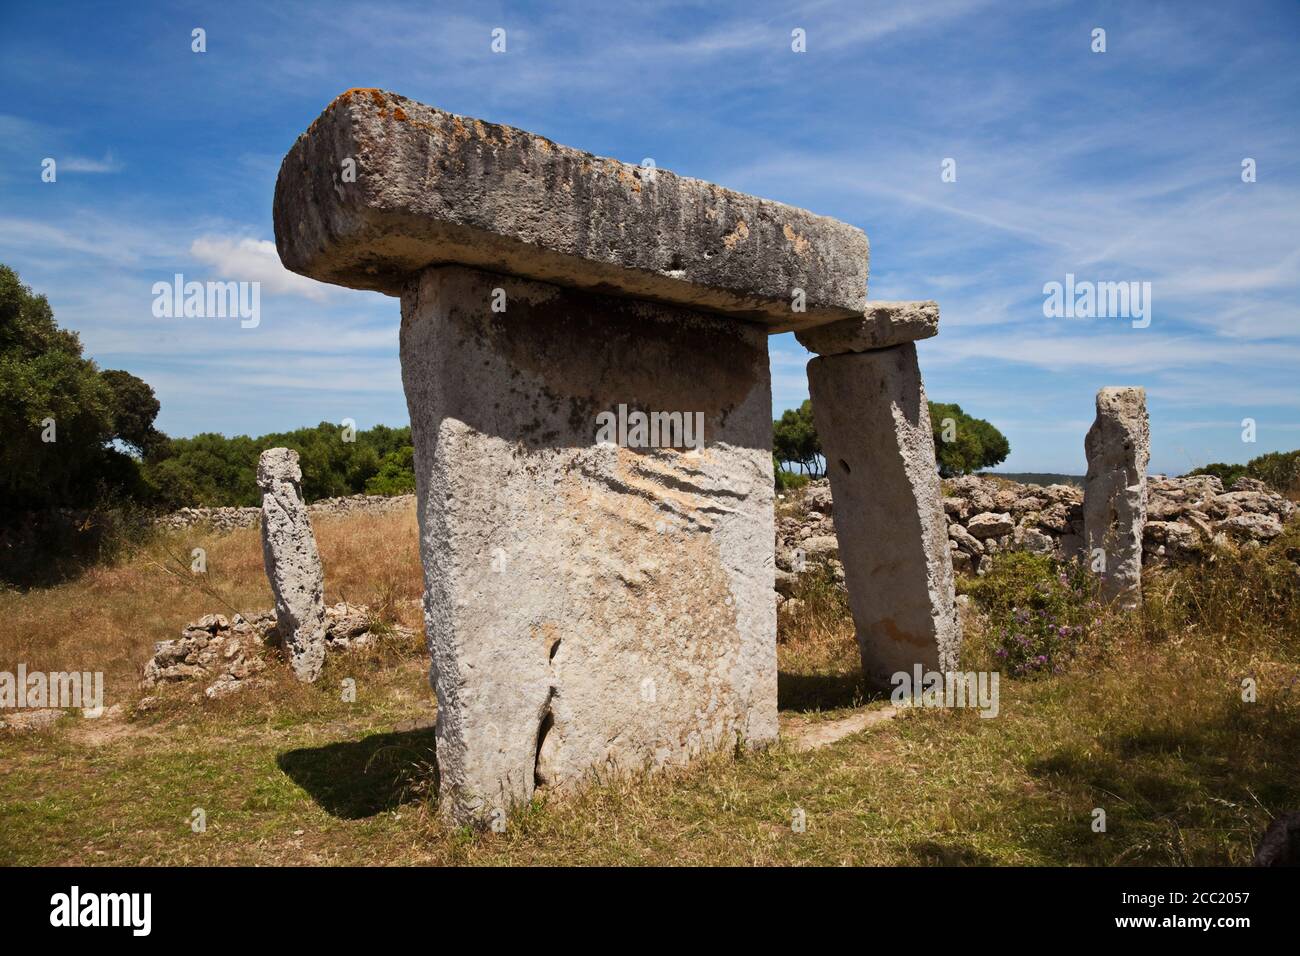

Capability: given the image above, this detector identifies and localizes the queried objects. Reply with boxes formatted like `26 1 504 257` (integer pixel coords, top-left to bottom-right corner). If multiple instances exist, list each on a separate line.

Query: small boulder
967 512 1015 539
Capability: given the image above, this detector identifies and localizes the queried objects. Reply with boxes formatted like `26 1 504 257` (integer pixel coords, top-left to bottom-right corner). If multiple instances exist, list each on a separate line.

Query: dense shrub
1139 523 1300 647
960 552 1096 677
1189 449 1300 496
774 460 810 492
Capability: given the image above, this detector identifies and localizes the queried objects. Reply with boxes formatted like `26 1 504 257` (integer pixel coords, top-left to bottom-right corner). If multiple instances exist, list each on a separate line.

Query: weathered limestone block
795 301 938 354
402 266 777 825
1083 387 1150 608
257 448 327 682
967 511 1015 539
274 89 869 331
806 344 959 686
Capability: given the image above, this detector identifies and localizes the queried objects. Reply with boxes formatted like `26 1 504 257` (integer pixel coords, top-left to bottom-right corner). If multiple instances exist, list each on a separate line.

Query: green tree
0 264 162 512
141 423 417 507
772 400 823 477
366 446 417 495
928 402 1010 477
770 396 1011 481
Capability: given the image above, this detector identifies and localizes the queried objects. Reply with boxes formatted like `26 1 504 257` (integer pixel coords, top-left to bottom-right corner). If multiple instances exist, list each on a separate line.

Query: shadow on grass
778 669 886 713
905 840 996 865
277 727 438 819
1022 701 1300 864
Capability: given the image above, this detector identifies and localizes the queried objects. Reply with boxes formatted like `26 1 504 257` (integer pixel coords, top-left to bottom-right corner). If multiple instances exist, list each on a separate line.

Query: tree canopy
772 400 823 477
0 265 160 512
772 398 1010 479
928 402 1011 477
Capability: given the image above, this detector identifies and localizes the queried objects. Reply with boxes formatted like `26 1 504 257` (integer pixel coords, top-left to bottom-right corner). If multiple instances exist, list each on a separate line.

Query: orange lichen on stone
393 106 408 122
723 220 750 250
334 88 386 107
783 224 810 256
614 163 642 193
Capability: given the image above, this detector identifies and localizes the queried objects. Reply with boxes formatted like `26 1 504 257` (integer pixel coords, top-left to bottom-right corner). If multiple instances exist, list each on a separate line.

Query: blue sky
1 0 1297 474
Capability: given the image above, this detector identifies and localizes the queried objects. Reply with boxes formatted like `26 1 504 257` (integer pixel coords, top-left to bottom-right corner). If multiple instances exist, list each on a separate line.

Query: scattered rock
1232 477 1270 493
0 708 64 733
140 605 410 701
154 494 415 533
774 462 1291 604
948 522 986 555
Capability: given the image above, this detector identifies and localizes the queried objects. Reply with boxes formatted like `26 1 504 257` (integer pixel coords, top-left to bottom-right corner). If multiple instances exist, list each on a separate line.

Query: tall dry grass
0 509 424 702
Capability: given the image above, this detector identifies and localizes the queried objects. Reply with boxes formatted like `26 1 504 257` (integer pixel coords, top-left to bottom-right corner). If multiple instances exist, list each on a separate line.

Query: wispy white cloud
190 237 331 300
58 151 122 173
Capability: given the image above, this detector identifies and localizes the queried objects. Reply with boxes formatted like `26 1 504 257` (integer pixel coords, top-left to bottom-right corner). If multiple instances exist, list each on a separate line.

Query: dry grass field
2 505 1298 866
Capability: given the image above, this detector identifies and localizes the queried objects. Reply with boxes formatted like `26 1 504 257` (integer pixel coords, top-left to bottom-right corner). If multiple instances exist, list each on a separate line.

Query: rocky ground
775 473 1296 609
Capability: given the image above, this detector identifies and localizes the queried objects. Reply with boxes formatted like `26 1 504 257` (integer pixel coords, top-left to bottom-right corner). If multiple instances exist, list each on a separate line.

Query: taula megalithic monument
273 89 957 825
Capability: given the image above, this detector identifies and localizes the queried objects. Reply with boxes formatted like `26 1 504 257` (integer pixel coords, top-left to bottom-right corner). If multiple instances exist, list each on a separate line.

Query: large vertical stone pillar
257 448 327 682
401 267 777 824
1083 387 1150 608
799 304 959 686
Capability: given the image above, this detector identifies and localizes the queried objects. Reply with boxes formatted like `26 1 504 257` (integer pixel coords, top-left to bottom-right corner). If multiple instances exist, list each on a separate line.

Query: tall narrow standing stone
1083 387 1150 608
804 309 958 687
258 448 327 682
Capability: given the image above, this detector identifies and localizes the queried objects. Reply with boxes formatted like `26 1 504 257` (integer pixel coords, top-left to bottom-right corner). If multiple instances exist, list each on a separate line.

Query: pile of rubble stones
776 473 1295 602
138 603 412 703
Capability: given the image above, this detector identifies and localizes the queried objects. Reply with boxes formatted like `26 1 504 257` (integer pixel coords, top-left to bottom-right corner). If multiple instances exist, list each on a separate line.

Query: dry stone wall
776 473 1295 601
154 493 414 533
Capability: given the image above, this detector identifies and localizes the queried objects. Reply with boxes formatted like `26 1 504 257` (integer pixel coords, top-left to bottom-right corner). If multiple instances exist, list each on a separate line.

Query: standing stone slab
273 89 868 331
402 266 777 825
807 344 959 686
1083 387 1150 608
257 448 327 682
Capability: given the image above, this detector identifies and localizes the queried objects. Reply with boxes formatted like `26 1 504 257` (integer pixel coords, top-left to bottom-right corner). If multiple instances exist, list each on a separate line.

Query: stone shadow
277 726 438 819
1020 701 1300 864
778 669 887 713
905 840 996 866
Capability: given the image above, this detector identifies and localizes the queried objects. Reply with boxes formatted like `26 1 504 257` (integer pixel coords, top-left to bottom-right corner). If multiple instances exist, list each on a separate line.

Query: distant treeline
150 429 416 509
148 425 415 508
1 263 419 516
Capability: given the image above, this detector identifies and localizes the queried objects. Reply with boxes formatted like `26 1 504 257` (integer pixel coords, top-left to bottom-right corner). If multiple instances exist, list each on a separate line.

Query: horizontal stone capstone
273 89 869 330
794 300 939 355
